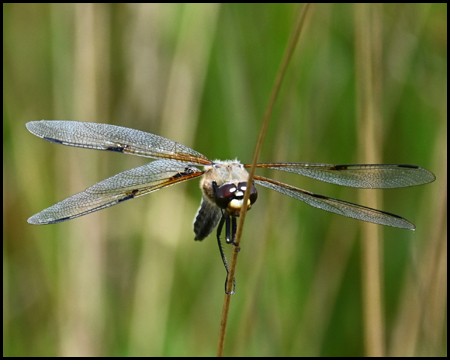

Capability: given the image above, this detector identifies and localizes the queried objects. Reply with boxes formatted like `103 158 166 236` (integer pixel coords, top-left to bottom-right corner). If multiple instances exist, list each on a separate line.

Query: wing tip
27 214 70 225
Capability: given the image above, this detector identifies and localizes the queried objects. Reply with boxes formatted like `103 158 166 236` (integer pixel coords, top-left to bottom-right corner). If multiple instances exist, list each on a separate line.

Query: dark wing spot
118 189 139 203
48 217 71 224
172 172 184 180
172 167 197 179
333 165 349 170
106 144 128 153
43 137 64 144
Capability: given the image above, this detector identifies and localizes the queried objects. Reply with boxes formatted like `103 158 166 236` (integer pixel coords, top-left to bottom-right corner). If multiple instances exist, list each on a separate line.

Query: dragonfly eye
214 182 258 216
214 184 237 209
248 183 258 205
236 182 258 203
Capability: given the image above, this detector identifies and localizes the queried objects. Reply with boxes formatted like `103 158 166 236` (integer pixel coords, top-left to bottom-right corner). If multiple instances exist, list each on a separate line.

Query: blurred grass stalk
354 3 385 357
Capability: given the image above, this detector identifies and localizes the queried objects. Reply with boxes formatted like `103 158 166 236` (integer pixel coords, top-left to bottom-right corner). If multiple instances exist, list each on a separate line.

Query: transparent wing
250 163 436 189
26 120 211 165
28 160 204 225
254 175 416 230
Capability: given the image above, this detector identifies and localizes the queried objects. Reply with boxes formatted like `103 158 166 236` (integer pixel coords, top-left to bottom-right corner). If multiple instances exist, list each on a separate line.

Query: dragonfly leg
217 213 235 295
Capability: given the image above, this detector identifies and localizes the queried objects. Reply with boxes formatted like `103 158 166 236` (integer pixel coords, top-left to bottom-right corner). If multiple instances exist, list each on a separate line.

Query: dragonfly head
213 181 258 217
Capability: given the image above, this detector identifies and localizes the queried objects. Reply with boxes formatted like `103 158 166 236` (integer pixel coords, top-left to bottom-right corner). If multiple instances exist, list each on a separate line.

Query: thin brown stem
216 3 312 356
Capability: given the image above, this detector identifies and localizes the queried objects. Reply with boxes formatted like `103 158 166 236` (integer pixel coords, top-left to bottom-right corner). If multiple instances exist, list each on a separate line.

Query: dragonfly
26 120 436 293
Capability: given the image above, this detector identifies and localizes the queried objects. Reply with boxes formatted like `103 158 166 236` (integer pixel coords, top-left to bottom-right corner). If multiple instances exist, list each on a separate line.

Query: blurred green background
3 3 446 356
